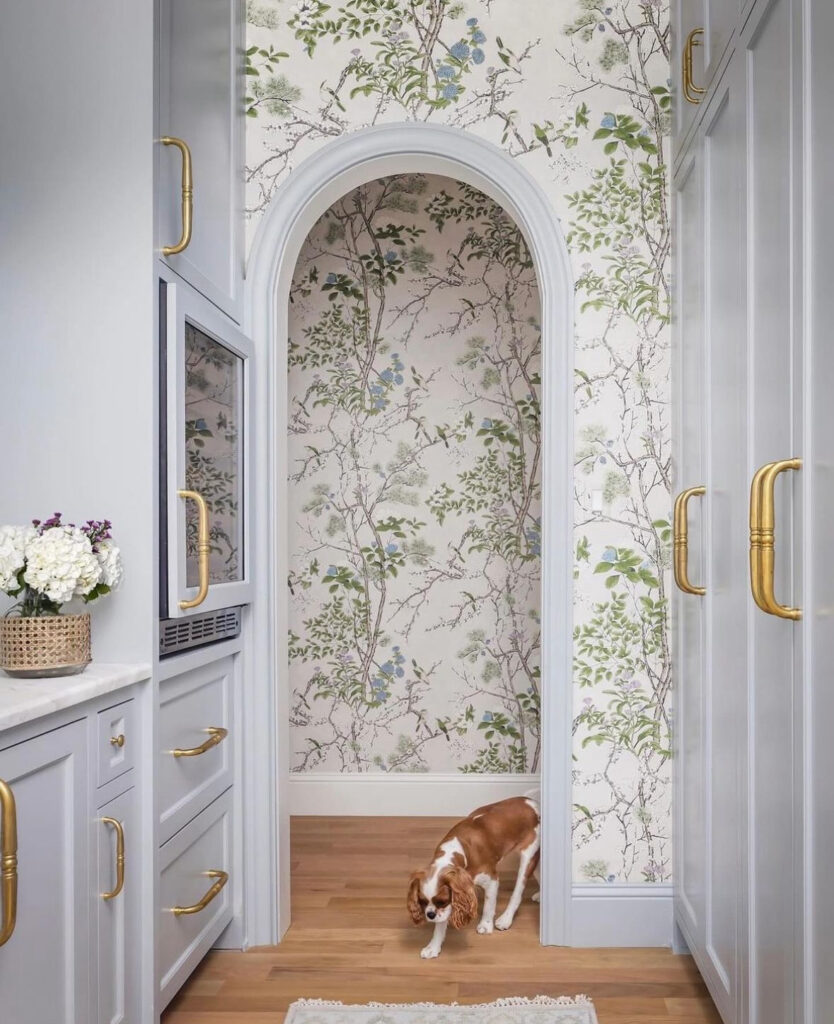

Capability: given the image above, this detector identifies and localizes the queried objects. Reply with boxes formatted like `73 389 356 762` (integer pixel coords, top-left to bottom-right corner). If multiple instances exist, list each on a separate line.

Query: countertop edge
0 662 152 733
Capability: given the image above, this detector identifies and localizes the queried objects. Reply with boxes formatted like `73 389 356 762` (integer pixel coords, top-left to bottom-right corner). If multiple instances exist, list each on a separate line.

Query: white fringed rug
285 997 598 1024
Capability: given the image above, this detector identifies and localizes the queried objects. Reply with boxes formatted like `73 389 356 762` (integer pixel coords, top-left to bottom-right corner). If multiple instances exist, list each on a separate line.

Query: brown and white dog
407 795 540 958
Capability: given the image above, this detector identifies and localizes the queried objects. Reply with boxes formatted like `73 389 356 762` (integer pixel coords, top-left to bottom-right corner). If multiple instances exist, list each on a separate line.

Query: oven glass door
164 277 252 617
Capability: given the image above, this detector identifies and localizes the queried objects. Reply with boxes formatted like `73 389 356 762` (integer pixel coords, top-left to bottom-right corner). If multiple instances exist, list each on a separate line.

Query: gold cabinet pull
673 485 706 595
682 28 706 104
0 780 18 946
161 136 193 256
749 458 801 620
178 489 210 610
110 733 125 749
172 869 228 916
101 817 125 901
172 726 228 759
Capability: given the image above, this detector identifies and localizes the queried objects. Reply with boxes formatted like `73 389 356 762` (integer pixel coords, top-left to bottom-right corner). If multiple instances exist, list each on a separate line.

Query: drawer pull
682 27 705 104
178 489 211 610
161 136 193 256
0 780 18 946
749 458 802 620
110 733 125 749
172 726 228 759
172 869 228 916
673 485 706 595
101 817 125 901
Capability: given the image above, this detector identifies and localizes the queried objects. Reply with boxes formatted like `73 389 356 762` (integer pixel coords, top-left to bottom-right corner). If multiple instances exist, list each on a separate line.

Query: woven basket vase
0 613 91 678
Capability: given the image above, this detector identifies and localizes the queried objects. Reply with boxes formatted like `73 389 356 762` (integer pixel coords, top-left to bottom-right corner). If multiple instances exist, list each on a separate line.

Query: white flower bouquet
0 513 123 617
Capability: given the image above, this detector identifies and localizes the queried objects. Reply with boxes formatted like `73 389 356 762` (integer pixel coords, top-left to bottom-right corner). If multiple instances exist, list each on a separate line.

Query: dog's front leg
420 920 448 959
475 875 499 934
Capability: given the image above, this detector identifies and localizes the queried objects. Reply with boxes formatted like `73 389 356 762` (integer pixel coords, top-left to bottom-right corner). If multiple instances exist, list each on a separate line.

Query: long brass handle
171 869 228 917
749 458 801 620
101 817 125 901
0 780 18 946
172 726 228 759
161 136 193 256
682 28 705 104
673 485 706 596
178 489 210 610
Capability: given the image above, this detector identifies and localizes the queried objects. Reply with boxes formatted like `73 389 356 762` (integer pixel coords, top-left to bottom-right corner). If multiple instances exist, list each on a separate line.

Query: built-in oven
158 271 251 656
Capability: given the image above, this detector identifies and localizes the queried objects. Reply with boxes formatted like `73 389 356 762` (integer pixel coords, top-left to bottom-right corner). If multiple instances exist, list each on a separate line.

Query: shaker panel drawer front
97 700 135 787
158 790 233 1010
159 658 233 842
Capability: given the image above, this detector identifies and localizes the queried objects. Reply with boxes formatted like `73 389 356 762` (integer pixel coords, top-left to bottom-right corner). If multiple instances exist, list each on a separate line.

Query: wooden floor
163 817 720 1024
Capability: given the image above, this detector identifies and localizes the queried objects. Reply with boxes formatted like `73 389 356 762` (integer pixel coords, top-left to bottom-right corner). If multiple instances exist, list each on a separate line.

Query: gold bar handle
0 780 18 946
673 485 706 596
682 28 705 104
178 489 210 610
161 136 193 256
171 869 228 917
172 726 228 759
749 458 801 620
101 817 125 901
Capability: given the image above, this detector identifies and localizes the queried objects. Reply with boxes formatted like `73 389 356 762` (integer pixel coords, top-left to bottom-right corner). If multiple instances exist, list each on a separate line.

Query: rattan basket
0 613 91 678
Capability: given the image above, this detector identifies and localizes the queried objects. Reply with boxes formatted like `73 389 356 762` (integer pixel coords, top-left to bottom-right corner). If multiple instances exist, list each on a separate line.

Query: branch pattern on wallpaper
248 0 671 884
288 175 543 776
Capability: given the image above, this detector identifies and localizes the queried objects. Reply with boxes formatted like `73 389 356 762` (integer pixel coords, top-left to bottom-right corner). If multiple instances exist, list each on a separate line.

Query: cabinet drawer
159 658 233 843
97 699 135 787
158 790 233 1010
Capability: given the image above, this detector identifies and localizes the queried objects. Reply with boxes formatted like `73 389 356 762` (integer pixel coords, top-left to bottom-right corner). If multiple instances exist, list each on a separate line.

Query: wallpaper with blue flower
246 0 671 884
288 174 542 775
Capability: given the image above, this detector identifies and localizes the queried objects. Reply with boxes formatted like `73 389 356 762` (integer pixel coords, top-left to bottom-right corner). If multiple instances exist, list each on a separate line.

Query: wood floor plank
163 817 722 1024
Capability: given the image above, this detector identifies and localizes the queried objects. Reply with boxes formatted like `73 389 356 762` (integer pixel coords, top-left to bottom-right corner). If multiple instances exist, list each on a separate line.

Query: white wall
0 1 156 663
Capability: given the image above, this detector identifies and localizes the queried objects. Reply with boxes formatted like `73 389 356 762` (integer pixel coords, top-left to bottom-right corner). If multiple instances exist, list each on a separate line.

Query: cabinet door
702 57 747 1024
96 786 137 1024
157 0 243 321
0 721 89 1024
672 147 707 954
743 2 803 1022
162 276 253 617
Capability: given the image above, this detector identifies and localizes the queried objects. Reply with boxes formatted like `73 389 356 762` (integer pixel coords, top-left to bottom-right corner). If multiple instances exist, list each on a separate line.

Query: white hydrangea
23 526 102 605
0 525 35 592
95 540 123 591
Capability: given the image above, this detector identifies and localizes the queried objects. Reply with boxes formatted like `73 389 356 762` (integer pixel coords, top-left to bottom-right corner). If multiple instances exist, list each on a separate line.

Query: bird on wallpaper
406 795 540 958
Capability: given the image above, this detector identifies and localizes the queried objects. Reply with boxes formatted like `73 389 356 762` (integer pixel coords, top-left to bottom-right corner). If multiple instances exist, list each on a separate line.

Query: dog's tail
524 785 541 814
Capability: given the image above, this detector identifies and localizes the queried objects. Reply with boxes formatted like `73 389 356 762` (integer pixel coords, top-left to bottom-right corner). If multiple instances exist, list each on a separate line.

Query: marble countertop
0 662 151 733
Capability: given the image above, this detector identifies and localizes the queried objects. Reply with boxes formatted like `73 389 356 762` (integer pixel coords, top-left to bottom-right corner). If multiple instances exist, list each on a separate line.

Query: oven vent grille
159 607 241 657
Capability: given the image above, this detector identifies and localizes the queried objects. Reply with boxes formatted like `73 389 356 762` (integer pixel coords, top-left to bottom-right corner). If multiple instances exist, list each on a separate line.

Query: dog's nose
426 909 436 920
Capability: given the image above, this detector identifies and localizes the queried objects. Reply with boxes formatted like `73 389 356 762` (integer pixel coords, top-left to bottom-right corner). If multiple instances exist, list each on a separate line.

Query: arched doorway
244 123 573 947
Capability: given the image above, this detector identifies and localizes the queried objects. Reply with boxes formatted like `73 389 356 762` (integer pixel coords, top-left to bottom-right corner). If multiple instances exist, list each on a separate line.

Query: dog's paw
420 944 441 959
476 921 494 935
495 912 514 931
531 890 540 903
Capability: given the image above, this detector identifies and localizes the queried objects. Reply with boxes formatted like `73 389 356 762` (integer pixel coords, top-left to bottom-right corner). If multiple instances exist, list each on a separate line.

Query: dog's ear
407 871 426 925
444 867 478 930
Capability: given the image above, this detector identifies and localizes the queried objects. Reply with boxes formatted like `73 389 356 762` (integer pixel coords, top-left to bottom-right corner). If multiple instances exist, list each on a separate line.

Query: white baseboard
569 884 673 947
289 771 540 816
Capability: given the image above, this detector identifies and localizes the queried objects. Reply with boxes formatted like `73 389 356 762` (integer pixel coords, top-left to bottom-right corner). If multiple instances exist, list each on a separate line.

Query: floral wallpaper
246 0 671 884
288 174 542 774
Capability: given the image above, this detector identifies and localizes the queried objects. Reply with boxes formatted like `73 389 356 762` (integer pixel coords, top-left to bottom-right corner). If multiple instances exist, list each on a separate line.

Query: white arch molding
242 123 574 948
